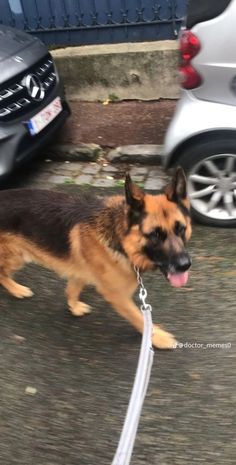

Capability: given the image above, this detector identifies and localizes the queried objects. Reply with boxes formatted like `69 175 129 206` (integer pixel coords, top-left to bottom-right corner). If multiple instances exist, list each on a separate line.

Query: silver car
164 0 236 226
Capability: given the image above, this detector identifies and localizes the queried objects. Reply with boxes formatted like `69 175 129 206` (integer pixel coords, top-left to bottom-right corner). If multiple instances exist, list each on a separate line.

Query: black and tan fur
0 168 191 349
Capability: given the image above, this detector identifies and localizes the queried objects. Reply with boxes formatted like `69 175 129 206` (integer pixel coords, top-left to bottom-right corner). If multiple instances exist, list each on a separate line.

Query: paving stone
107 144 163 164
56 162 84 172
144 177 166 190
36 162 77 175
48 175 70 184
74 174 93 185
81 165 101 175
101 165 118 173
129 174 145 182
148 167 167 178
130 166 148 176
92 177 115 187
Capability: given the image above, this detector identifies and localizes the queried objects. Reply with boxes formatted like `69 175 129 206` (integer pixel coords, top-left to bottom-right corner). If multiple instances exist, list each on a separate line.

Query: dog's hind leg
66 278 91 316
0 248 33 299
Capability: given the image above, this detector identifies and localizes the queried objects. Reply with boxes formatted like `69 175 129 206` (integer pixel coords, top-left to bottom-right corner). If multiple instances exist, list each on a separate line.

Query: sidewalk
58 100 176 148
14 157 170 191
10 100 176 191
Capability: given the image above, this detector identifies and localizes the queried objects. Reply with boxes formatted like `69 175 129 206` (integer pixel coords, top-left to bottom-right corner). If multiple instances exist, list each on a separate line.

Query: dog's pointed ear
125 174 144 210
165 167 187 202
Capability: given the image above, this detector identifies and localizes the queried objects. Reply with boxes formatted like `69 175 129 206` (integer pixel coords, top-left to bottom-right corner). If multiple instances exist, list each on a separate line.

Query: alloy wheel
188 153 236 221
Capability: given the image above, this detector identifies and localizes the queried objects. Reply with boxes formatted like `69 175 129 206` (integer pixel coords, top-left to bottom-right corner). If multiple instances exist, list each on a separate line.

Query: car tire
176 137 236 227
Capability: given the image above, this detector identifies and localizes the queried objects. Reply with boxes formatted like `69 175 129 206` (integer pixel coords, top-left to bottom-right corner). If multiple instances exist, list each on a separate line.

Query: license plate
27 96 62 136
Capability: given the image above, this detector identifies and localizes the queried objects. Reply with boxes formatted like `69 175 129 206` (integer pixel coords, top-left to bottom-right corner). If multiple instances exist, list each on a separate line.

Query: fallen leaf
189 373 201 380
25 386 37 395
196 256 223 261
224 270 236 276
177 287 194 292
11 334 26 343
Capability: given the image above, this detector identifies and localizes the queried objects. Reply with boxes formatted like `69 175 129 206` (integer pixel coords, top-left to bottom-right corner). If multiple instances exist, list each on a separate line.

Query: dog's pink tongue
167 271 189 288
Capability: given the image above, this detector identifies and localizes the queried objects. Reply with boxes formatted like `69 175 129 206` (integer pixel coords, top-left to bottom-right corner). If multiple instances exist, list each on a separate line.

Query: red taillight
179 63 202 89
180 30 201 61
179 29 202 89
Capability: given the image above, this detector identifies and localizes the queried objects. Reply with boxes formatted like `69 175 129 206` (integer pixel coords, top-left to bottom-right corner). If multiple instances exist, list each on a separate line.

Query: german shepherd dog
0 167 191 349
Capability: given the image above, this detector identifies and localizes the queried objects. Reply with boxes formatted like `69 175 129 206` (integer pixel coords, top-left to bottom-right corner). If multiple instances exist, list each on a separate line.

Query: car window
186 0 232 28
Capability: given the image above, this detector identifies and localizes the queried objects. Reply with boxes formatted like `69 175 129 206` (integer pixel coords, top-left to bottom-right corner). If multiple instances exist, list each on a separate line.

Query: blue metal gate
0 0 187 45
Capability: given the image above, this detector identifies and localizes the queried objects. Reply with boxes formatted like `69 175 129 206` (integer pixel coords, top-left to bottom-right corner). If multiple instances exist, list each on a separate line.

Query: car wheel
177 138 236 226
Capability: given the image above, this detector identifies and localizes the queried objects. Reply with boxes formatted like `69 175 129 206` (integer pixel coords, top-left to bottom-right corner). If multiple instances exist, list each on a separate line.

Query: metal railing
1 0 186 45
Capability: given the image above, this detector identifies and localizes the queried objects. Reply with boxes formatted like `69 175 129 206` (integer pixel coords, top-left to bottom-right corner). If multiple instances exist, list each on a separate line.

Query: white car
164 0 236 226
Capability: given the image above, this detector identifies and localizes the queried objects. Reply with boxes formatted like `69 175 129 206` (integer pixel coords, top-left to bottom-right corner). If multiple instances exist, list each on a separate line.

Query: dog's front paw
69 301 92 317
11 284 34 299
152 325 177 350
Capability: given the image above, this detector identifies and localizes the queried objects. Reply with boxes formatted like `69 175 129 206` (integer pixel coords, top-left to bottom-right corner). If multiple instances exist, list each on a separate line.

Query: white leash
112 268 154 465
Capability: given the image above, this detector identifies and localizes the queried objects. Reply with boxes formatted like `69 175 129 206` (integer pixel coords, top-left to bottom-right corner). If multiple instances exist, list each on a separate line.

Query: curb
45 143 102 162
46 143 164 165
107 145 163 164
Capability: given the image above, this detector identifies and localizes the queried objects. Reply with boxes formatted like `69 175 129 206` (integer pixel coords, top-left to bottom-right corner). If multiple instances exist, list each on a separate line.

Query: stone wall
52 41 180 101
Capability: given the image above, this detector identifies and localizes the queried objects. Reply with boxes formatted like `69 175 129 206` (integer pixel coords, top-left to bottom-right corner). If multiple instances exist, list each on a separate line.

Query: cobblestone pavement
10 157 169 191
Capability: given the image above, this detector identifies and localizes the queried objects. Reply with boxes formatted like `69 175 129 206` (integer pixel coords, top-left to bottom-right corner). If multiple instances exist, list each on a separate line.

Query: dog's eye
145 231 157 240
175 222 186 237
145 228 166 241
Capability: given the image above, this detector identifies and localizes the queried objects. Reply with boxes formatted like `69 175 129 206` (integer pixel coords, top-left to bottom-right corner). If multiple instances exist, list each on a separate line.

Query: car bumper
0 85 70 178
163 90 236 168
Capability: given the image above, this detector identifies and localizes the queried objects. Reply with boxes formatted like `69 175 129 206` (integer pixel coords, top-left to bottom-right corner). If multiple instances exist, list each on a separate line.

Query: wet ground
0 183 236 465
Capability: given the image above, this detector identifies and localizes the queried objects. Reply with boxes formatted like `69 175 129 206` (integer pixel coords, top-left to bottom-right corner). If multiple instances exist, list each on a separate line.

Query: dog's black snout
175 253 192 273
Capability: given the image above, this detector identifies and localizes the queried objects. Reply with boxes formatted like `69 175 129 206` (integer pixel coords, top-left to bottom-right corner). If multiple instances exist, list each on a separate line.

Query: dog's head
122 167 192 287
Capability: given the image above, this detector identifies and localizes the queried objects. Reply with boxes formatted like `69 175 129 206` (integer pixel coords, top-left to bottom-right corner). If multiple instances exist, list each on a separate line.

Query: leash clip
139 287 147 302
134 267 152 312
